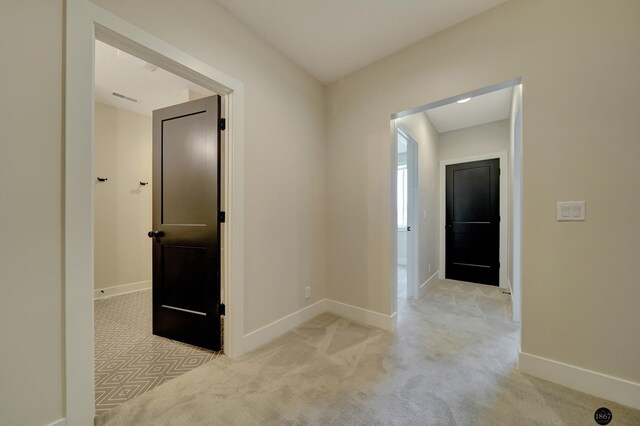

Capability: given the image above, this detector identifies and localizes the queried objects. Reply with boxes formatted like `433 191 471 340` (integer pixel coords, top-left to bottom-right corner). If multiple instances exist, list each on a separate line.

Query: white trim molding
519 352 640 410
439 151 508 289
93 280 152 299
507 279 519 322
65 1 245 424
419 271 440 299
327 300 397 332
45 419 66 426
242 300 328 354
241 299 398 355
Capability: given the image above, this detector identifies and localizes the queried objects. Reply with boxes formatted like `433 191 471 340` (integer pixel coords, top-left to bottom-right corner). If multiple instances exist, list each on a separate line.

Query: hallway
97 281 640 425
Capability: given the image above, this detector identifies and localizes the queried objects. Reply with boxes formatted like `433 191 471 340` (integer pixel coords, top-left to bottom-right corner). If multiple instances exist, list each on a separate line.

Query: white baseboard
242 299 328 354
419 271 440 299
326 299 396 332
45 418 65 426
519 352 640 410
94 280 152 299
242 298 398 355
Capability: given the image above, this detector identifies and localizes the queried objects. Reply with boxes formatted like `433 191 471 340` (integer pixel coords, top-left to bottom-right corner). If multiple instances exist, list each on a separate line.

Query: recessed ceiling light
457 97 471 104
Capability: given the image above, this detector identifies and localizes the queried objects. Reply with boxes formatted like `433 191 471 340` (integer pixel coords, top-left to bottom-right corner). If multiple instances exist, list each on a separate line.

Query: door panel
151 95 222 351
452 166 492 222
161 245 207 313
446 159 499 286
162 112 210 225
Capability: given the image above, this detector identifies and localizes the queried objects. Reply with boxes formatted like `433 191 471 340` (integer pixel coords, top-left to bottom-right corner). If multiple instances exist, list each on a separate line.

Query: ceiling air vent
112 92 139 103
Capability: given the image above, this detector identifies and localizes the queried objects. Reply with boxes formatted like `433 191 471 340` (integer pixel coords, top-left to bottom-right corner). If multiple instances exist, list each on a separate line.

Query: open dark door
149 95 222 351
445 159 499 286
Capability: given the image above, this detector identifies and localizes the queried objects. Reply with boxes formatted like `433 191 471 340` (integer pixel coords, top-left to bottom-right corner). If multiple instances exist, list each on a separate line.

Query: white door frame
65 1 245 423
512 85 523 323
439 151 508 289
397 127 420 299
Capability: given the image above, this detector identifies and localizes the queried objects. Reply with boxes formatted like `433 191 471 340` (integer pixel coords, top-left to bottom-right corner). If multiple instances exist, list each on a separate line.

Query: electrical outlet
305 286 311 299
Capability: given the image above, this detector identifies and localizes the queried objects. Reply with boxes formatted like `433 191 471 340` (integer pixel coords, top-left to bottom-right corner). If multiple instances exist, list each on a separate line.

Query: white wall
94 102 152 292
397 113 440 288
439 119 509 161
0 2 64 425
327 0 640 392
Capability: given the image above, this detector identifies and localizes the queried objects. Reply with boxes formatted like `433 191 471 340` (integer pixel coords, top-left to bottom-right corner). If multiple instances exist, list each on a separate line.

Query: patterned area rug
94 289 222 415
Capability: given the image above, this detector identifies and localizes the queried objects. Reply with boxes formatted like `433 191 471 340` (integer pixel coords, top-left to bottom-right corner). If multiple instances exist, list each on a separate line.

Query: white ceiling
425 86 513 133
94 40 215 117
216 0 507 83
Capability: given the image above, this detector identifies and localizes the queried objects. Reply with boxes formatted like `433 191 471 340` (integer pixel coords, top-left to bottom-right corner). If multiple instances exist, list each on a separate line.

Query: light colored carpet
96 280 640 425
95 290 222 414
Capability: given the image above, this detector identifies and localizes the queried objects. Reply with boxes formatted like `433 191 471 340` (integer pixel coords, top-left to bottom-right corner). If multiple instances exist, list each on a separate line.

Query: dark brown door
149 95 222 351
445 159 499 286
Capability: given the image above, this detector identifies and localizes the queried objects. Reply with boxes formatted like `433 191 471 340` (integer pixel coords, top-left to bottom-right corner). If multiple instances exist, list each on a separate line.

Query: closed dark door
149 95 222 351
445 159 499 286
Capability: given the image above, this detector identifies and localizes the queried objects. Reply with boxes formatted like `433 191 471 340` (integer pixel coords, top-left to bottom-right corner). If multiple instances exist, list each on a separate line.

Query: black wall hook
140 181 149 186
97 177 108 182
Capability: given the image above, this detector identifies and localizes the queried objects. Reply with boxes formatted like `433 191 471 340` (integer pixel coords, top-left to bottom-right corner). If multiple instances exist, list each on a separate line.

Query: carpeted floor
96 280 640 425
95 290 222 414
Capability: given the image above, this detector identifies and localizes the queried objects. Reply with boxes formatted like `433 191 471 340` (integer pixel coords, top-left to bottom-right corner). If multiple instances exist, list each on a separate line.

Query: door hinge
218 303 225 316
219 211 226 223
218 117 226 131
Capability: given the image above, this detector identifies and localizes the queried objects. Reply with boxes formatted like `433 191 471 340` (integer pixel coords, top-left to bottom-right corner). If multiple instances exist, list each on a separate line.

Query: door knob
407 226 411 231
148 230 164 238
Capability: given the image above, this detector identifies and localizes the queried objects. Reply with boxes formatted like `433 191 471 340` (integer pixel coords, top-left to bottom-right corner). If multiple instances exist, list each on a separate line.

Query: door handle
148 230 164 238
407 226 411 231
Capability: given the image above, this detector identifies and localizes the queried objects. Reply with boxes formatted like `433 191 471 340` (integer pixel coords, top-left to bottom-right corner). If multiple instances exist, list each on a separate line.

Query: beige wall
3 0 327 423
0 2 64 425
327 0 640 385
94 102 152 291
88 0 329 334
439 119 509 161
397 113 440 287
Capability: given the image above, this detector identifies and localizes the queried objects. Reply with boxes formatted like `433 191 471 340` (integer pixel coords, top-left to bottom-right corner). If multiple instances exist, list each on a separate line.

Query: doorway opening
93 39 224 414
390 78 523 324
65 6 245 423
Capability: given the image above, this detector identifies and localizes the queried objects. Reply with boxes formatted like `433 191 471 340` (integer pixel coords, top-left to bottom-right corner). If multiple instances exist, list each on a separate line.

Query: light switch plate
557 201 585 221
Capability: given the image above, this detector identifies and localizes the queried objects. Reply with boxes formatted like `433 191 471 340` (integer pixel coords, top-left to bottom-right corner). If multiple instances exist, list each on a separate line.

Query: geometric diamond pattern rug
95 289 222 415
